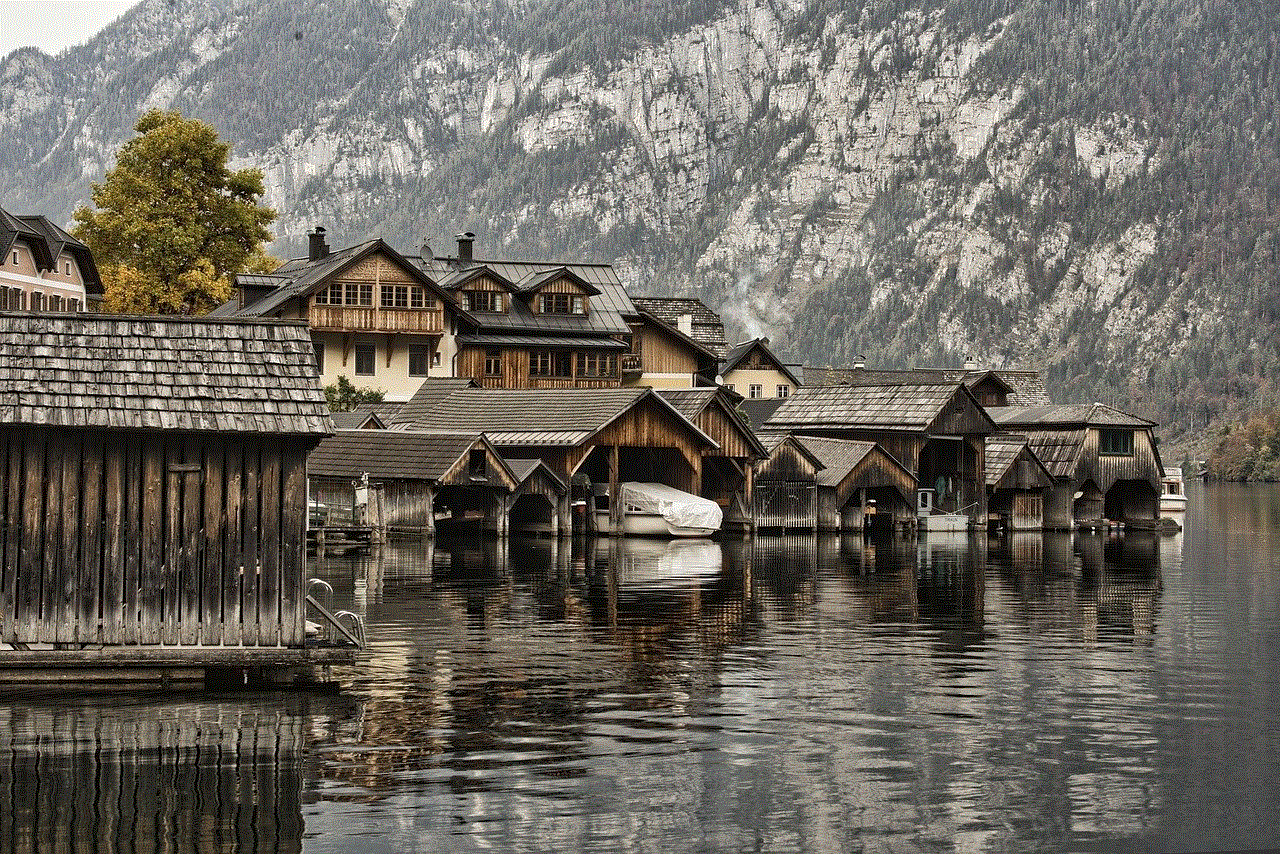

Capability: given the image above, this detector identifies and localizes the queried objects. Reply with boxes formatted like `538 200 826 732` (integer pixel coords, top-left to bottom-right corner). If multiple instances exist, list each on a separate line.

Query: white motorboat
594 482 722 537
1161 467 1188 515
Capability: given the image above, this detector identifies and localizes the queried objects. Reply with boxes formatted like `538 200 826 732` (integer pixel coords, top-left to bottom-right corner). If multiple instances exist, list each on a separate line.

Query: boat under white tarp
595 482 723 537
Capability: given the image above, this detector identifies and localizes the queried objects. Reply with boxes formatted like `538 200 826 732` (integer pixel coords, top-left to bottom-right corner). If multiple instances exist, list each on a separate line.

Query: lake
1 482 1277 853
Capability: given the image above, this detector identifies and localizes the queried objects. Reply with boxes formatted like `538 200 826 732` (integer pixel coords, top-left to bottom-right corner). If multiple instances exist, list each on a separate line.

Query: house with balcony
626 296 727 388
0 205 102 311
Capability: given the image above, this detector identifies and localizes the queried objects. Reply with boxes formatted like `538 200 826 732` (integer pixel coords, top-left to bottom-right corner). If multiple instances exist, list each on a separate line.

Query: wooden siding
693 402 758 460
458 345 620 389
0 427 308 648
631 322 701 376
308 305 444 333
1074 427 1163 495
927 387 996 436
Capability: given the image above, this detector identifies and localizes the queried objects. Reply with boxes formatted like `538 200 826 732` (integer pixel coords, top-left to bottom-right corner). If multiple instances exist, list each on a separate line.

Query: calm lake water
2 482 1278 853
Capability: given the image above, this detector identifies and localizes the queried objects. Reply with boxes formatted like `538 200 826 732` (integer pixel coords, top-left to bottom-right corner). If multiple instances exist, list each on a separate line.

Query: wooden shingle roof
765 383 977 432
630 297 727 358
309 430 513 483
805 366 1051 406
394 386 716 448
791 436 880 488
390 377 477 426
1017 430 1087 479
990 403 1155 428
0 313 331 435
985 434 1053 485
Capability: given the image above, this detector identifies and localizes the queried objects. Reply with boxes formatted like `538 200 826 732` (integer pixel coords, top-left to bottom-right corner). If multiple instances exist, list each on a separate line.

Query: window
1099 429 1134 456
530 350 572 377
67 298 80 312
29 292 45 311
314 282 373 306
0 287 22 310
431 350 442 367
354 344 376 376
749 384 763 399
484 350 502 377
409 344 432 376
776 384 790 398
576 352 616 377
463 290 502 312
10 250 17 265
540 293 586 314
64 261 71 275
380 284 436 309
469 449 487 478
50 295 64 312
315 342 325 374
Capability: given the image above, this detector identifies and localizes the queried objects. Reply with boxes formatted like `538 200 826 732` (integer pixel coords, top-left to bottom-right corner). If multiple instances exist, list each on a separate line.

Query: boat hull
594 510 717 538
921 513 970 532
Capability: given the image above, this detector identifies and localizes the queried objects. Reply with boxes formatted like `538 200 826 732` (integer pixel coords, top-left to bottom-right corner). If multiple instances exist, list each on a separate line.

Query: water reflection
5 486 1280 853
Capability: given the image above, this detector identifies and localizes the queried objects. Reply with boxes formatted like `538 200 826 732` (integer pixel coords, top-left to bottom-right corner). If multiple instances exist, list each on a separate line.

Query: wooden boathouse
989 404 1163 529
762 383 997 525
0 313 353 684
985 434 1054 530
307 429 524 538
753 434 917 531
391 384 718 530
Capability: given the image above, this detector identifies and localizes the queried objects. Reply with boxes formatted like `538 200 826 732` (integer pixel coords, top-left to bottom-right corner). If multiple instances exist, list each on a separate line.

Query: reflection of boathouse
0 314 354 681
990 404 1163 529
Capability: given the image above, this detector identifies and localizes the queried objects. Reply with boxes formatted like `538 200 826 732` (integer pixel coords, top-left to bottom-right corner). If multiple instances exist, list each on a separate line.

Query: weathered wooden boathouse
392 383 719 528
0 313 353 684
989 404 1163 529
761 383 997 525
753 434 916 531
307 429 543 538
985 434 1055 530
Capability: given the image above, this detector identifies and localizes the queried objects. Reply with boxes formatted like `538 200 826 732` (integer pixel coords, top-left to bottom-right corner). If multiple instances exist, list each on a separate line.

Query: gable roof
722 339 802 386
658 387 768 458
391 377 477 426
990 403 1156 429
737 397 788 428
0 313 330 435
308 430 515 483
1015 429 1087 479
764 383 996 433
985 434 1054 486
629 297 727 358
504 457 568 493
229 239 460 320
514 266 602 296
394 386 716 448
330 410 385 429
414 253 634 334
0 208 102 294
791 436 880 488
805 366 1050 406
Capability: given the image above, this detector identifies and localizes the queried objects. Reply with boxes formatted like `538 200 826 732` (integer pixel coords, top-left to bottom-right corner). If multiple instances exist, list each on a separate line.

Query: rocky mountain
2 0 1276 452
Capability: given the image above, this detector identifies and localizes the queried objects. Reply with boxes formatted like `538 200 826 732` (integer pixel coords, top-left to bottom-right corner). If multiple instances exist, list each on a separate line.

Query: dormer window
540 293 585 314
463 290 503 312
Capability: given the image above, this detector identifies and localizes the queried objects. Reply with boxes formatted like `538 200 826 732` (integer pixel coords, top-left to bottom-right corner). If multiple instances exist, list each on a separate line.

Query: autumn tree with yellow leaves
73 110 276 314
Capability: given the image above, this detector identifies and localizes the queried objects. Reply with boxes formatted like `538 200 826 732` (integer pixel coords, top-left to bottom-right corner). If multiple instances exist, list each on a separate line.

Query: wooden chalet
989 404 1163 529
805 365 1052 407
762 383 998 525
627 296 727 388
721 338 801 400
308 430 521 537
415 233 636 390
753 434 916 531
0 313 351 683
657 388 768 523
985 434 1054 530
391 384 719 529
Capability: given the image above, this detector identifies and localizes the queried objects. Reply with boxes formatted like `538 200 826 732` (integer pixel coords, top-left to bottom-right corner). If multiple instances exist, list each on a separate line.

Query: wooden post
608 444 621 536
424 485 435 539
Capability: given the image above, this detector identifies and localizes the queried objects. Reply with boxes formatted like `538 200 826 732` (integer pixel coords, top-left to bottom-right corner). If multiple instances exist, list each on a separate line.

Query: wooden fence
0 426 309 648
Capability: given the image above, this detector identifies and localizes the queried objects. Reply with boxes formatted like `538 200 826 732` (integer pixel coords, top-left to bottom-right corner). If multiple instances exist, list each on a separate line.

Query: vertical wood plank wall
0 427 309 647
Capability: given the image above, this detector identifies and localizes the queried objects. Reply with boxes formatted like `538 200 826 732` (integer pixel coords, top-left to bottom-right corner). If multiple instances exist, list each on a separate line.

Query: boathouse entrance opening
1104 479 1159 524
917 438 981 517
574 445 699 495
509 493 555 534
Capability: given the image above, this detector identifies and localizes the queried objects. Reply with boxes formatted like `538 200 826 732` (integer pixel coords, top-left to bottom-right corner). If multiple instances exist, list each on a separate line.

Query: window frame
354 343 376 376
1099 428 1135 456
776 384 790 398
749 384 763 399
408 344 432 377
483 349 502 377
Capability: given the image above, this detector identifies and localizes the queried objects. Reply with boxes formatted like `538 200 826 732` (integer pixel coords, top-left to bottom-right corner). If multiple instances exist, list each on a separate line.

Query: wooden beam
609 444 621 535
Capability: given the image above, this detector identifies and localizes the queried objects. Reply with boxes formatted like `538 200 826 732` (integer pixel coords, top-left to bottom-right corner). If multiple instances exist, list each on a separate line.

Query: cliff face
2 0 1275 449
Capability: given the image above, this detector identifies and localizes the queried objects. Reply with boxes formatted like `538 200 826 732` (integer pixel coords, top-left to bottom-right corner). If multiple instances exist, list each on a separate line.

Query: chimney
853 354 866 370
677 314 693 336
964 354 978 370
308 226 329 261
456 231 475 263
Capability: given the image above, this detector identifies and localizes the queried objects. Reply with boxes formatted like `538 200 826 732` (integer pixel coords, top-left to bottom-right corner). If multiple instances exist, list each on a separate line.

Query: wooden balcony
620 353 642 376
308 305 445 334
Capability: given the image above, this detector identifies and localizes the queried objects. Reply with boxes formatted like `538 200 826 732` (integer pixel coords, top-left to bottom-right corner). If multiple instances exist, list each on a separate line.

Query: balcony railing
309 305 445 334
620 353 642 374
